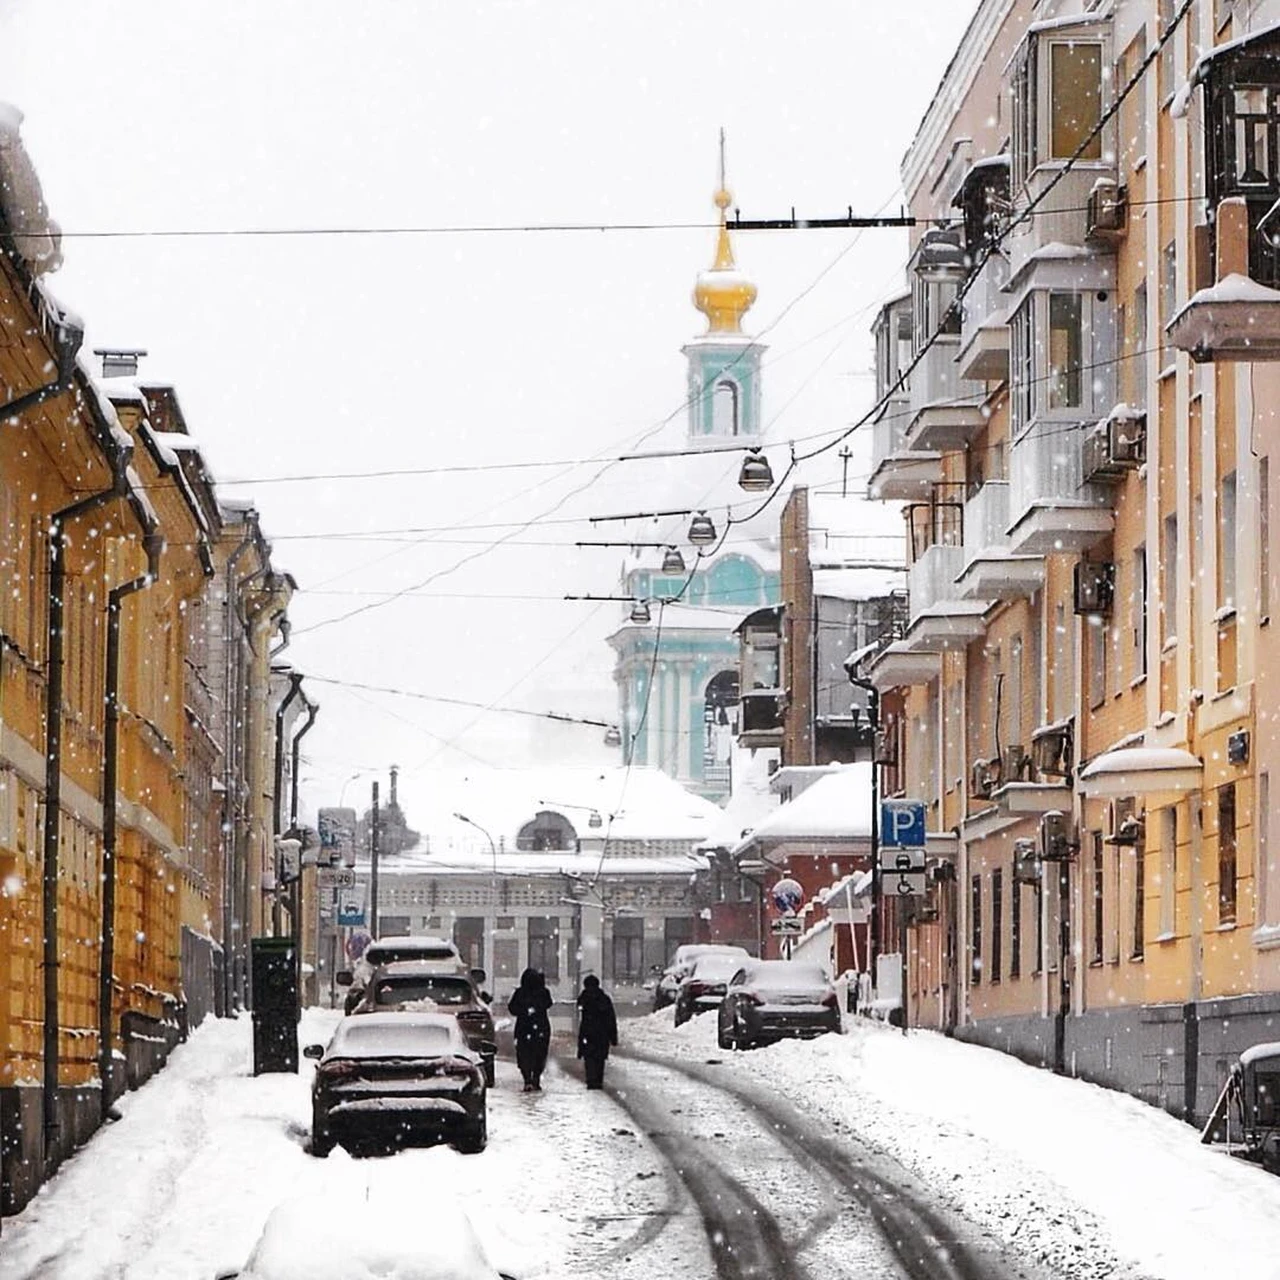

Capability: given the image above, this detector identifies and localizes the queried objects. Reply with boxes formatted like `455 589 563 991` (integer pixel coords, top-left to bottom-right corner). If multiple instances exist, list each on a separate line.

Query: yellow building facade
866 0 1280 1125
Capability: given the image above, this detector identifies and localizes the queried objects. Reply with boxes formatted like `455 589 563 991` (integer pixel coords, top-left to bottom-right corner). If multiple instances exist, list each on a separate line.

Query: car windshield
374 977 473 1006
366 944 457 967
690 955 745 982
327 1019 461 1059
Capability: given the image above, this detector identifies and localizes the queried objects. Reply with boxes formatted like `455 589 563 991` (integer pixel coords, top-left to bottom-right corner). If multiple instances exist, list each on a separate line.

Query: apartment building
863 0 1280 1125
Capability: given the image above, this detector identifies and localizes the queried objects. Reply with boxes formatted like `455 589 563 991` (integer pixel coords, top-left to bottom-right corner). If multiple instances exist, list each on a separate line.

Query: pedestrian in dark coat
576 974 618 1090
507 967 553 1091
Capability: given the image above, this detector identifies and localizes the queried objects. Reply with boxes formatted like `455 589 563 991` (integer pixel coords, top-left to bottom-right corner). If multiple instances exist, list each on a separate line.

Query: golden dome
693 186 756 335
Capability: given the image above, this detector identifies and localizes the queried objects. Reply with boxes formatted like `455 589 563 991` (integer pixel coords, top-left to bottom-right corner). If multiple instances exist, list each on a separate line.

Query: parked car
673 952 750 1026
227 1190 515 1279
352 960 497 1086
1202 1040 1280 1173
336 934 472 1013
717 960 841 1050
305 1012 489 1157
654 943 750 1012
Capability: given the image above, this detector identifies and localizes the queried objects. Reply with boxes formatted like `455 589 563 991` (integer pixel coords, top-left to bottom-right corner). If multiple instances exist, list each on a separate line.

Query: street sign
318 807 358 868
770 878 804 913
318 867 356 889
337 887 366 927
881 799 926 848
887 870 927 897
879 846 926 875
770 916 804 935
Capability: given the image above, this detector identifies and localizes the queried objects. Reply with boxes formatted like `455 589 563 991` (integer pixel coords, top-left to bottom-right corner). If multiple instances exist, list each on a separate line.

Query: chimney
94 348 147 379
389 764 399 809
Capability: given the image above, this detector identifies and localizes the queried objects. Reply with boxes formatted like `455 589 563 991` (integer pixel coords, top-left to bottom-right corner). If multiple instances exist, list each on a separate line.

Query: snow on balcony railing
1010 420 1102 518
871 404 910 470
908 543 964 619
960 252 1010 351
908 337 964 421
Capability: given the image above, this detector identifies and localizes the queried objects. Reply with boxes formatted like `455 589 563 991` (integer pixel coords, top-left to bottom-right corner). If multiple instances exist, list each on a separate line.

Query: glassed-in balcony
955 479 1044 600
903 339 987 452
868 399 942 501
903 543 990 650
957 251 1010 382
1007 421 1113 555
1006 164 1118 284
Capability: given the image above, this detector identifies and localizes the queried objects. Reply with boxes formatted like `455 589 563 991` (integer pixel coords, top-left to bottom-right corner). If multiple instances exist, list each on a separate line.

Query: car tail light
741 990 764 1006
686 981 708 998
318 1059 361 1082
456 1010 488 1025
821 991 839 1009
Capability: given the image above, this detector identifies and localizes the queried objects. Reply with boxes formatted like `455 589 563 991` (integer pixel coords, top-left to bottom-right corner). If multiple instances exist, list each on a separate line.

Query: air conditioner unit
1074 561 1116 616
1082 411 1146 484
970 756 1001 799
1013 837 1041 885
1040 810 1075 862
1031 722 1073 778
1002 744 1029 783
1086 178 1128 241
1106 799 1145 847
874 726 899 766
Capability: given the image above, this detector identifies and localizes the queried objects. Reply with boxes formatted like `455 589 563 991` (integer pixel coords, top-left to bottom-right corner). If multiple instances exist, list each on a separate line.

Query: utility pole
370 781 381 939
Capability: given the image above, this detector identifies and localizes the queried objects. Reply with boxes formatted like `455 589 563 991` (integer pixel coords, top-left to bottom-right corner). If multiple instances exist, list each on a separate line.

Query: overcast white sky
0 1 978 818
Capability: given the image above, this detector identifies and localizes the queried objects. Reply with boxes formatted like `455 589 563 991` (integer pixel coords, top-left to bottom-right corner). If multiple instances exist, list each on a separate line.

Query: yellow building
865 0 1280 1126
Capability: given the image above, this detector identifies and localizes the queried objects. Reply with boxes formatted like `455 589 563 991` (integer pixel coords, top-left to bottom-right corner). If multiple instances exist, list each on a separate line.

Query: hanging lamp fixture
661 545 686 574
603 725 622 748
629 599 652 624
737 449 774 492
688 511 717 546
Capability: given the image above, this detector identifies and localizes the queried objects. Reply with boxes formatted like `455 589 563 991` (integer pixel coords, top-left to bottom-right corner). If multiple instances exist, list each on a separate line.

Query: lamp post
847 673 881 1000
454 813 499 974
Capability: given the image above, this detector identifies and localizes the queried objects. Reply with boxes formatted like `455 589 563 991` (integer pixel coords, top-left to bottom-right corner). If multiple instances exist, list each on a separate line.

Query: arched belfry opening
516 810 579 852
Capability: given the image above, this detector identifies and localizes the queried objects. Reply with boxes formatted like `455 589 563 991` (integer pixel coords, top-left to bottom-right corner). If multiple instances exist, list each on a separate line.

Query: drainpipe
97 530 163 1123
271 671 304 934
270 617 291 659
0 309 82 423
42 444 134 1155
289 694 318 999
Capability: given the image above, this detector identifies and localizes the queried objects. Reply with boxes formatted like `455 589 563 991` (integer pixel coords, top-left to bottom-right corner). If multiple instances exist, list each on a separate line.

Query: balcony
903 338 987 452
956 251 1010 382
867 396 942 501
864 641 940 692
1006 163 1118 284
955 480 1044 600
903 543 990 650
1007 421 1113 555
738 688 783 747
1167 197 1280 361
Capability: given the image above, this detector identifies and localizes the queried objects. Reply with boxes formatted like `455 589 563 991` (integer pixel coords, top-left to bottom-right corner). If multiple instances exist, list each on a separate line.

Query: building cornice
901 0 1018 203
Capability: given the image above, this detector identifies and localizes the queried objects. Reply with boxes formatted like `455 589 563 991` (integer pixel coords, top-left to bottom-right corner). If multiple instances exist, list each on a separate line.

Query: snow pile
0 103 62 274
626 1011 1280 1280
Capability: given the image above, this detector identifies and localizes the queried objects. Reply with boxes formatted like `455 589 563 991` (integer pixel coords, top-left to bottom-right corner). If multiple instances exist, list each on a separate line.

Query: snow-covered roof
732 763 872 854
1079 747 1203 798
364 849 708 878
0 102 62 275
812 567 905 601
698 748 780 850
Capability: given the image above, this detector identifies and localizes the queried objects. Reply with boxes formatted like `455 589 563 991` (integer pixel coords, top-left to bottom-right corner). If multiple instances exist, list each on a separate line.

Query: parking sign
880 799 926 849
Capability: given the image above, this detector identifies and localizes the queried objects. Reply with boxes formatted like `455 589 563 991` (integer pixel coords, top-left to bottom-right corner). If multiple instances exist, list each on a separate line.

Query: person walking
576 974 618 1090
507 967 552 1091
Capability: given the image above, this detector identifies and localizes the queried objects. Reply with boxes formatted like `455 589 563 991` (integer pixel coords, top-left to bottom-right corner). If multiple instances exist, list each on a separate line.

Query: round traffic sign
771 877 804 913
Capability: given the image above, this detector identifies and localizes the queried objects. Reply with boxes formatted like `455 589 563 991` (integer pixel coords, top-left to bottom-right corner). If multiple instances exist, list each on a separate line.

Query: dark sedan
717 960 841 1049
352 960 497 1086
673 952 750 1026
306 1012 488 1157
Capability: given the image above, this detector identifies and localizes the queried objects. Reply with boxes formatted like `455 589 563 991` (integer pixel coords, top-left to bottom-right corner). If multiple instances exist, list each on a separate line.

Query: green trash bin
251 937 299 1075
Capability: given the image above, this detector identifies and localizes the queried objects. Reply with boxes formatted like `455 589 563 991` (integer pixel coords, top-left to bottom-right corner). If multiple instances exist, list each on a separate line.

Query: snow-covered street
5 1007 1280 1279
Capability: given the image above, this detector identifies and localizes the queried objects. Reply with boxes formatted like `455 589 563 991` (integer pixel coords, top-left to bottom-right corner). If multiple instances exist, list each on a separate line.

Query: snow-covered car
655 943 750 1011
352 960 497 1086
717 960 841 1050
305 1012 489 1157
673 951 751 1026
229 1189 516 1279
337 934 470 1013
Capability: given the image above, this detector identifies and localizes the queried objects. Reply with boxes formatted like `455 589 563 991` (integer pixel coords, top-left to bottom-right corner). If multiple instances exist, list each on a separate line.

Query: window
712 379 740 436
1011 300 1034 433
1163 514 1179 645
1219 784 1238 926
1118 30 1148 171
1010 871 1022 979
1261 773 1278 929
612 917 644 984
1133 830 1146 960
453 917 485 972
665 916 695 958
971 875 983 986
1052 604 1073 721
1089 612 1107 710
1034 875 1045 973
1049 42 1103 160
1047 294 1083 409
1091 833 1105 965
1134 545 1148 678
528 916 561 981
1160 807 1178 938
1132 283 1149 407
1009 635 1024 750
991 869 1003 984
1160 240 1178 363
1220 470 1238 612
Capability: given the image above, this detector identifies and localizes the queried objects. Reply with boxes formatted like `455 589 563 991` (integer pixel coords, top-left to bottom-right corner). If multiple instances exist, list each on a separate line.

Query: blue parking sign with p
881 800 926 849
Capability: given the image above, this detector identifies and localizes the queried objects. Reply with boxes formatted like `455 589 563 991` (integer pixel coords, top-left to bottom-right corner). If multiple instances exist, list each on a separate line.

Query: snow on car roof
367 935 458 952
742 960 830 988
326 1012 468 1058
689 952 751 980
241 1189 502 1280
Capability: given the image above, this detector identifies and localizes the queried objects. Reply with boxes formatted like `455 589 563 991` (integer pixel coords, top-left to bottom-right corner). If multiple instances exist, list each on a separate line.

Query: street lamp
454 813 499 977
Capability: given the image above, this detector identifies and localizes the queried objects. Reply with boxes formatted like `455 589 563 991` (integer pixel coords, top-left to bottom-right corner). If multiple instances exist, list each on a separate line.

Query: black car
306 1012 488 1157
352 960 497 1086
717 959 841 1049
673 952 749 1026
